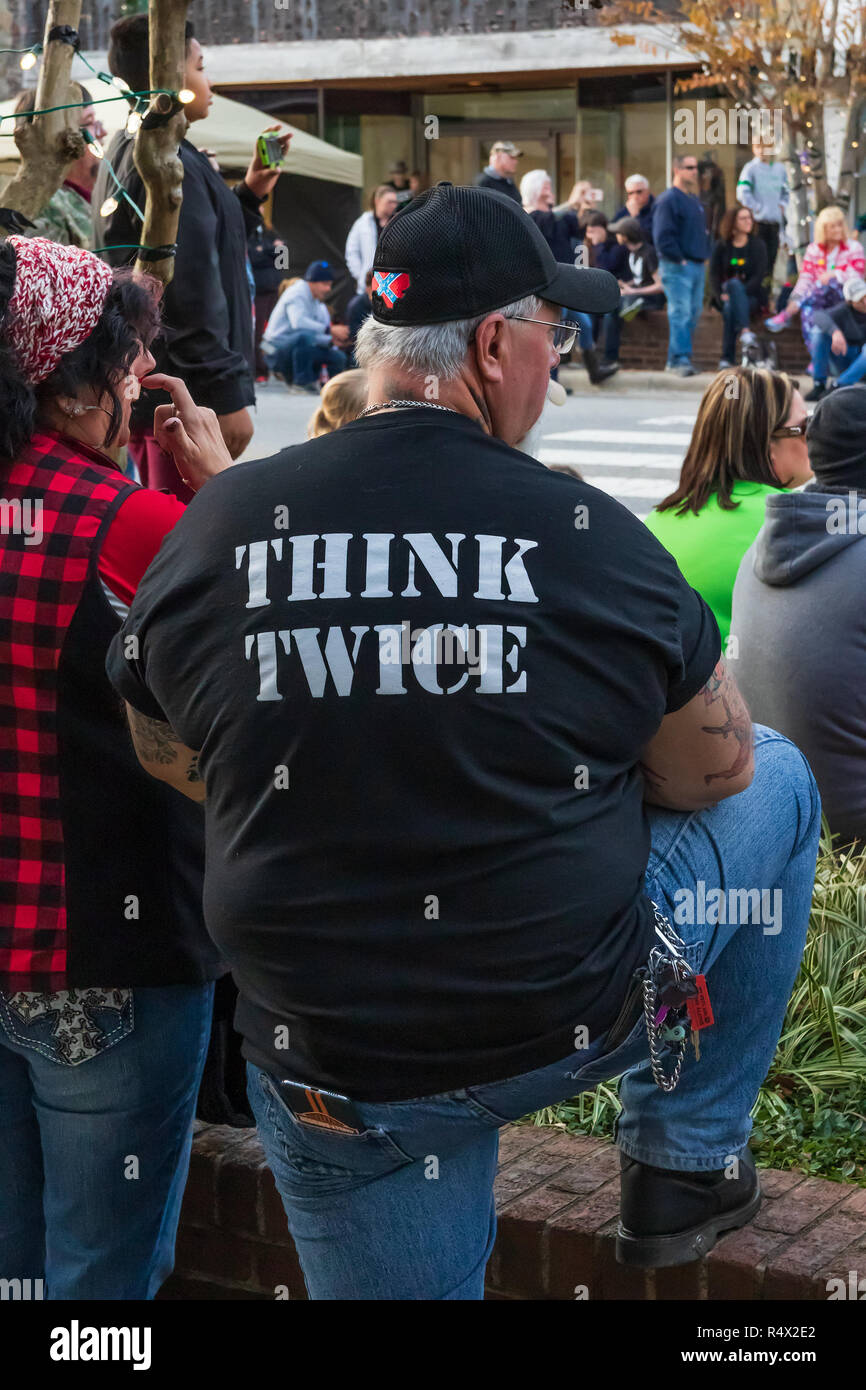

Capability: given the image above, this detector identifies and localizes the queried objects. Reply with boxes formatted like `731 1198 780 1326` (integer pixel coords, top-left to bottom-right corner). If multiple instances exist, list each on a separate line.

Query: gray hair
520 168 551 209
354 294 543 381
624 173 649 191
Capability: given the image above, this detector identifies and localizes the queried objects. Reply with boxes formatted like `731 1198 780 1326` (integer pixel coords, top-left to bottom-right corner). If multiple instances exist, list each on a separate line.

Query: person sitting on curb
645 368 813 641
804 275 866 402
261 260 349 395
732 384 866 849
709 204 768 368
106 185 819 1297
602 215 665 364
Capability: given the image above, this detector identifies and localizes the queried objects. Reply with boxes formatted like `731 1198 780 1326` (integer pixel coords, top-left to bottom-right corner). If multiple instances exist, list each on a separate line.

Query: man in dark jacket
805 276 866 400
731 386 866 847
612 174 656 245
652 155 712 376
94 15 289 497
474 140 522 202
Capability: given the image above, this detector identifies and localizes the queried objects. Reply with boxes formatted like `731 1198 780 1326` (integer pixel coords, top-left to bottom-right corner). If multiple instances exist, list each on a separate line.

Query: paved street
240 378 699 520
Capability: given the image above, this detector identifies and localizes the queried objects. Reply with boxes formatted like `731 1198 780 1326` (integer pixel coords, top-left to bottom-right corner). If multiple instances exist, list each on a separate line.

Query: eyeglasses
506 314 581 354
772 417 811 438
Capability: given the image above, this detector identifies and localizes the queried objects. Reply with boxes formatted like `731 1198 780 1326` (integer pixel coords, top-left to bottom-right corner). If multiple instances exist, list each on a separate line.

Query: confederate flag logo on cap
372 270 410 307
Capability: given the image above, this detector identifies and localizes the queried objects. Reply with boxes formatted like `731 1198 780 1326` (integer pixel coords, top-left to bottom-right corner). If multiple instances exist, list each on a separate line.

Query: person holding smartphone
94 14 290 499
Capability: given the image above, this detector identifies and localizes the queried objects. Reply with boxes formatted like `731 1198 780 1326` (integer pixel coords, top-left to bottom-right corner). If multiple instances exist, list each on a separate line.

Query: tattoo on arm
699 664 753 784
127 708 183 765
186 753 202 783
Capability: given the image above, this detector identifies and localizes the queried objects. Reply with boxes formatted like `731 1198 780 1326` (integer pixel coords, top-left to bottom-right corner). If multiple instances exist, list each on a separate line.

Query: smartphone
588 187 604 202
257 133 284 169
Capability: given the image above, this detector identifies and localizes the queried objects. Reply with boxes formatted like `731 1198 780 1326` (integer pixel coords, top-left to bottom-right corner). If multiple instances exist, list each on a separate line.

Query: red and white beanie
6 235 114 385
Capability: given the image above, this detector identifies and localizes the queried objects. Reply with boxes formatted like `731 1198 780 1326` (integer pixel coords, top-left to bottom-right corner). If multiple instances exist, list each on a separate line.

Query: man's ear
472 313 507 385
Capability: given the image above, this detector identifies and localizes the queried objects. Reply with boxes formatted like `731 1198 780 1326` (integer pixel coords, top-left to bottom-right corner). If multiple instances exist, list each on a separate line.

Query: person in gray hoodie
731 385 866 847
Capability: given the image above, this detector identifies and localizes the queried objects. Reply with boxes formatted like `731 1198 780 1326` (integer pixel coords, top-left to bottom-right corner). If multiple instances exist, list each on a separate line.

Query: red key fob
686 974 714 1030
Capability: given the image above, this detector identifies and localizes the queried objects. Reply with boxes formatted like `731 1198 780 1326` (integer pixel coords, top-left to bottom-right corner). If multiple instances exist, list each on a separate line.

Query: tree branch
0 0 86 232
131 0 191 288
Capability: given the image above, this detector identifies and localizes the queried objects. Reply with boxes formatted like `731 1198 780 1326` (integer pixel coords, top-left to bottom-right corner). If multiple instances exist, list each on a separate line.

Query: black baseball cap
370 181 620 325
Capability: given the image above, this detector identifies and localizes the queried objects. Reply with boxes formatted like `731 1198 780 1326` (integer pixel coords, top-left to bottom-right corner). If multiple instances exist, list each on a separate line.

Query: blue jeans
810 328 866 386
249 727 820 1299
0 981 214 1299
659 258 705 366
721 279 759 361
266 330 347 386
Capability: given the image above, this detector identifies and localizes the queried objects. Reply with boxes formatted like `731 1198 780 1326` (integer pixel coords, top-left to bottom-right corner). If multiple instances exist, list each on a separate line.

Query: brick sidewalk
159 1121 866 1301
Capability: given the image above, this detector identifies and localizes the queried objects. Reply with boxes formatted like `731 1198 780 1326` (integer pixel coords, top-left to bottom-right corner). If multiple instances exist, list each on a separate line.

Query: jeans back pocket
0 987 134 1066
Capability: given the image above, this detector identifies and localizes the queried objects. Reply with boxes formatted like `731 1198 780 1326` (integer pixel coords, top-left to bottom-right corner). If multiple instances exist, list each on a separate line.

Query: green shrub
529 828 866 1185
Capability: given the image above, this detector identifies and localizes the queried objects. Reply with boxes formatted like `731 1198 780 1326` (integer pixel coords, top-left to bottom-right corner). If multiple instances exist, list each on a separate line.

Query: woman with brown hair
709 204 768 367
645 367 812 640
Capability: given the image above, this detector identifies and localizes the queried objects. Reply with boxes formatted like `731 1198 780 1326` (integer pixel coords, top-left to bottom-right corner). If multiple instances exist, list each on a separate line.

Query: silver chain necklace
356 399 459 419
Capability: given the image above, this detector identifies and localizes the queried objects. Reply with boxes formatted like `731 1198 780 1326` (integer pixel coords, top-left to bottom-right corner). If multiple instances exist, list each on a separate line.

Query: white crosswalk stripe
543 428 693 446
539 422 691 515
539 448 681 470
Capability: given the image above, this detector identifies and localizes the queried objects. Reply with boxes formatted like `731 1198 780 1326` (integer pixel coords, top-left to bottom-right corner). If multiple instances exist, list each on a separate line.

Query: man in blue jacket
652 155 711 376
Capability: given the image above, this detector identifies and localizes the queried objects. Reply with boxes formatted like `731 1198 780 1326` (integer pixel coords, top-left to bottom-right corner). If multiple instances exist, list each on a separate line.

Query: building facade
6 0 757 216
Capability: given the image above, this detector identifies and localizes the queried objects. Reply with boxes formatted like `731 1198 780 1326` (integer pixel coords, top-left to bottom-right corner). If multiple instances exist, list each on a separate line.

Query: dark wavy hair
0 240 163 466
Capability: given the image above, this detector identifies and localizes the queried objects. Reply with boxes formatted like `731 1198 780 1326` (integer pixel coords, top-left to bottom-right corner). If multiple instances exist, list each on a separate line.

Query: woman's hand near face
142 373 234 490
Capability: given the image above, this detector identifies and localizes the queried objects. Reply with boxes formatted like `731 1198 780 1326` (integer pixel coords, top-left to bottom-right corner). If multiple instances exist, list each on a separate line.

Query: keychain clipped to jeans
641 901 714 1093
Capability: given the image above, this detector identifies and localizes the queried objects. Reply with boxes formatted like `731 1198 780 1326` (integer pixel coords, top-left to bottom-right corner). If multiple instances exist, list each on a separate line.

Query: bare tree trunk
783 117 811 264
0 0 86 231
833 99 860 219
132 0 191 288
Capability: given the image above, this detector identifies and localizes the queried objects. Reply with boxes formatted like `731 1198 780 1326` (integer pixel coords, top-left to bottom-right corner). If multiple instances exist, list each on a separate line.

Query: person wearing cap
612 174 656 246
603 216 665 364
652 155 713 377
106 182 819 1297
474 141 523 202
385 161 413 207
260 261 348 395
804 275 866 401
345 186 400 294
0 235 234 1298
732 384 866 847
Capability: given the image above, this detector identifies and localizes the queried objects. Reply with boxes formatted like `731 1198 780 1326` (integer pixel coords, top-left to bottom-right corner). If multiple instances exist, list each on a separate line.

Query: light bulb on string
111 76 130 92
99 196 118 217
19 49 38 70
126 110 142 135
177 89 195 105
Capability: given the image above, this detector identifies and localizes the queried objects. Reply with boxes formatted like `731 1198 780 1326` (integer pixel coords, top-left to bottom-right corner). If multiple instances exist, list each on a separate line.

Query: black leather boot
583 347 619 385
616 1145 761 1267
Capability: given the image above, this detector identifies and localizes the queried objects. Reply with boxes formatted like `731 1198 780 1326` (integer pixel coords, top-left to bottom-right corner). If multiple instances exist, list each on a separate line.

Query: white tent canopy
0 86 363 186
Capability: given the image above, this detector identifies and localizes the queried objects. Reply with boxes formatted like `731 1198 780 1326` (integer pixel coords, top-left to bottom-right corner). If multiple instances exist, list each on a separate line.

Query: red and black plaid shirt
0 431 134 990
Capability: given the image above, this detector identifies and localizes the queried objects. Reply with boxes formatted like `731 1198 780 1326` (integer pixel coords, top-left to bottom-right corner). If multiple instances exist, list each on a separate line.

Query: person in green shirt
645 367 812 641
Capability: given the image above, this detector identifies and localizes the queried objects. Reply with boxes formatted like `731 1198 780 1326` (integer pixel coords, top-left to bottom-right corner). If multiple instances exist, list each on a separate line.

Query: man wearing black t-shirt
108 185 820 1298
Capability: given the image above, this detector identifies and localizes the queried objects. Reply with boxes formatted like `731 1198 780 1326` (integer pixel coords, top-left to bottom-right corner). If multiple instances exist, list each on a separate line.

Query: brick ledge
159 1121 866 1301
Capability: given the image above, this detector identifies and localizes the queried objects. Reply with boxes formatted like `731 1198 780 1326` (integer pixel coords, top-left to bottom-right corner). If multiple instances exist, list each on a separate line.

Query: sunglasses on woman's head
772 417 810 438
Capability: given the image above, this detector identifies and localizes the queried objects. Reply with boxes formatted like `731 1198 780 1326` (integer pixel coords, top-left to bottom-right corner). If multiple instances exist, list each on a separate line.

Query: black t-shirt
627 242 659 288
106 411 719 1102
